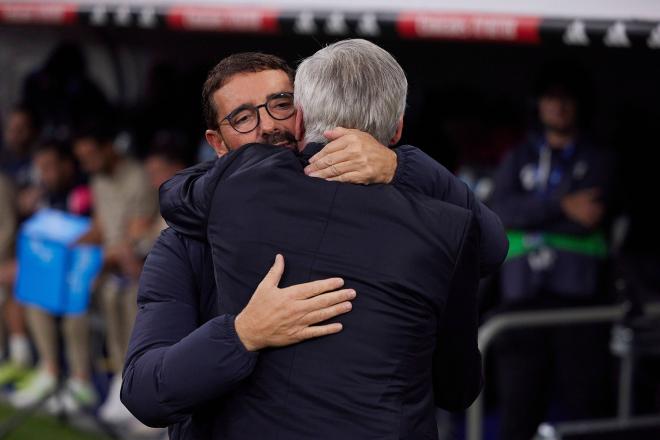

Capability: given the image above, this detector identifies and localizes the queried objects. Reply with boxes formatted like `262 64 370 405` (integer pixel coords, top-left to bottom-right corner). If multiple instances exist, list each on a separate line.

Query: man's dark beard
262 131 297 149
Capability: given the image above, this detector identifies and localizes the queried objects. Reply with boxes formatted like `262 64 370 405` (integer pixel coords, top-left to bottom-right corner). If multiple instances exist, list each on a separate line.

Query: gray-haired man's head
294 39 407 146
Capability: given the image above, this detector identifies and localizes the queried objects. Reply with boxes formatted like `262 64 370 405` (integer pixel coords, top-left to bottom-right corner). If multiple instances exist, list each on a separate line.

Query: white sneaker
99 375 134 423
58 378 99 413
44 393 63 414
9 370 57 408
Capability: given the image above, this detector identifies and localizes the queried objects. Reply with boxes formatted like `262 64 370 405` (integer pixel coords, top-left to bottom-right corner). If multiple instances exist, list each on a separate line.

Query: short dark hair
34 139 75 163
71 118 116 146
533 59 594 125
202 52 294 130
146 130 192 167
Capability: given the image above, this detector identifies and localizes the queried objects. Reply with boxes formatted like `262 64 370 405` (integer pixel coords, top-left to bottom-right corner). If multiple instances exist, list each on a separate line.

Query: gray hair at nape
294 39 408 146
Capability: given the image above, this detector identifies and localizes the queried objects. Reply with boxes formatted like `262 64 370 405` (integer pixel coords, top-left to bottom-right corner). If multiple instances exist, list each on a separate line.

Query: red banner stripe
397 12 541 44
0 2 77 25
166 6 279 33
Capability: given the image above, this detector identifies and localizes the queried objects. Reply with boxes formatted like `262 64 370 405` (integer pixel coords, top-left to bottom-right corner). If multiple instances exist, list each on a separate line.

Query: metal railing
466 301 660 440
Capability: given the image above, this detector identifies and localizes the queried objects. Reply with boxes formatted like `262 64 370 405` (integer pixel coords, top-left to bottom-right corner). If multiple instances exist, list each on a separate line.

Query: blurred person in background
0 175 15 282
141 130 191 237
9 141 97 413
105 133 190 295
0 105 38 388
0 172 22 373
72 122 158 428
0 105 38 187
490 65 615 440
21 43 110 141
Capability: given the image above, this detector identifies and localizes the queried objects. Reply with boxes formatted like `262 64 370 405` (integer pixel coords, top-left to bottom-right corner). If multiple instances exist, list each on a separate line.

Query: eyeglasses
219 92 295 134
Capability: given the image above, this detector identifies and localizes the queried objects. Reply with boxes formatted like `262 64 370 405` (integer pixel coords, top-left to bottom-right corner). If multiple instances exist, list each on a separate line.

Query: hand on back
235 254 356 351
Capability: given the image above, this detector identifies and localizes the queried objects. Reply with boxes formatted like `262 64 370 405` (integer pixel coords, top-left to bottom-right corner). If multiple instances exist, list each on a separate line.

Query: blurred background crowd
1 1 660 439
0 42 190 439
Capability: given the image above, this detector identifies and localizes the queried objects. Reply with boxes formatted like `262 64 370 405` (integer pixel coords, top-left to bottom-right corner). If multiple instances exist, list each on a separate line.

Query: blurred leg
5 296 31 366
0 286 32 386
119 281 139 360
62 313 91 381
98 278 137 423
99 280 145 423
26 307 58 375
60 313 98 412
99 277 123 374
0 308 4 358
11 308 57 408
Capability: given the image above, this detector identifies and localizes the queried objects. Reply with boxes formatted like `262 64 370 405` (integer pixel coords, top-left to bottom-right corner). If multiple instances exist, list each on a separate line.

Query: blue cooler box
15 209 103 315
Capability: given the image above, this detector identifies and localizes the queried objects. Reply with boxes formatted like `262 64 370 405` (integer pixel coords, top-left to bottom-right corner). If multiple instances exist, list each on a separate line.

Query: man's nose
258 106 277 132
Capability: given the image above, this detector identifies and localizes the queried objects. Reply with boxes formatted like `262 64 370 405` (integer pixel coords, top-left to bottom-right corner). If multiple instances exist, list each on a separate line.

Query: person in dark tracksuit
490 68 616 440
122 44 507 439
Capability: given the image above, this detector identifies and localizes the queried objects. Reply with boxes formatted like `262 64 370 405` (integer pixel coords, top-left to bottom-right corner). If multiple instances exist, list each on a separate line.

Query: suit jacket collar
298 142 326 165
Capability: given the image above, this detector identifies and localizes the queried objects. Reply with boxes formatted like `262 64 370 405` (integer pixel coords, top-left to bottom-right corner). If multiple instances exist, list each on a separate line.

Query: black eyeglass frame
219 92 295 134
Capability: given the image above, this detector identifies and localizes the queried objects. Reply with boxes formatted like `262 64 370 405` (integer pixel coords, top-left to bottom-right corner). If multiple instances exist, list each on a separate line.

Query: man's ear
295 108 305 144
389 117 404 146
205 129 229 157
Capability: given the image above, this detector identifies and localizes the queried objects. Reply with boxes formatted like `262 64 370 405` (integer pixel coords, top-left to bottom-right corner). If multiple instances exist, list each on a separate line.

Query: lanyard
535 140 575 196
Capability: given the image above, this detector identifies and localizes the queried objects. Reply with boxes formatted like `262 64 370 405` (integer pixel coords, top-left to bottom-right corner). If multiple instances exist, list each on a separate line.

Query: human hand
560 188 604 228
115 242 143 279
234 254 355 351
304 127 397 184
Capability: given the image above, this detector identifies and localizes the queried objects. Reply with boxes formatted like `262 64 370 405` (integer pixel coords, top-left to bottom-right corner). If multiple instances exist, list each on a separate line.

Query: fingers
303 300 353 325
287 277 344 299
322 127 351 142
304 288 356 310
308 165 370 183
297 323 344 341
305 150 348 174
305 158 360 179
327 171 365 184
309 137 350 165
305 161 339 178
260 254 285 288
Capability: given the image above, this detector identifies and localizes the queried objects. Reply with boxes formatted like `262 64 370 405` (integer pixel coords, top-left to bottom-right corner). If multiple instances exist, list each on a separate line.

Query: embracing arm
158 159 220 241
121 228 257 427
121 230 356 427
393 145 508 277
161 132 398 239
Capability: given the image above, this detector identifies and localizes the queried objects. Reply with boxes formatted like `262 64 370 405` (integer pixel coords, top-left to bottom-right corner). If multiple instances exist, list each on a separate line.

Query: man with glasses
122 50 507 437
216 92 295 139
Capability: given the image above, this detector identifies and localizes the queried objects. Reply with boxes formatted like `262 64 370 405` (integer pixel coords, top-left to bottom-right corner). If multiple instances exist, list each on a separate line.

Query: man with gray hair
148 38 490 439
294 39 407 147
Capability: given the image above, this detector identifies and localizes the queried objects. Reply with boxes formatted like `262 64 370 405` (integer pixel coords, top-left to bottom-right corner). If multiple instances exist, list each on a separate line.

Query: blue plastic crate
15 209 103 315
